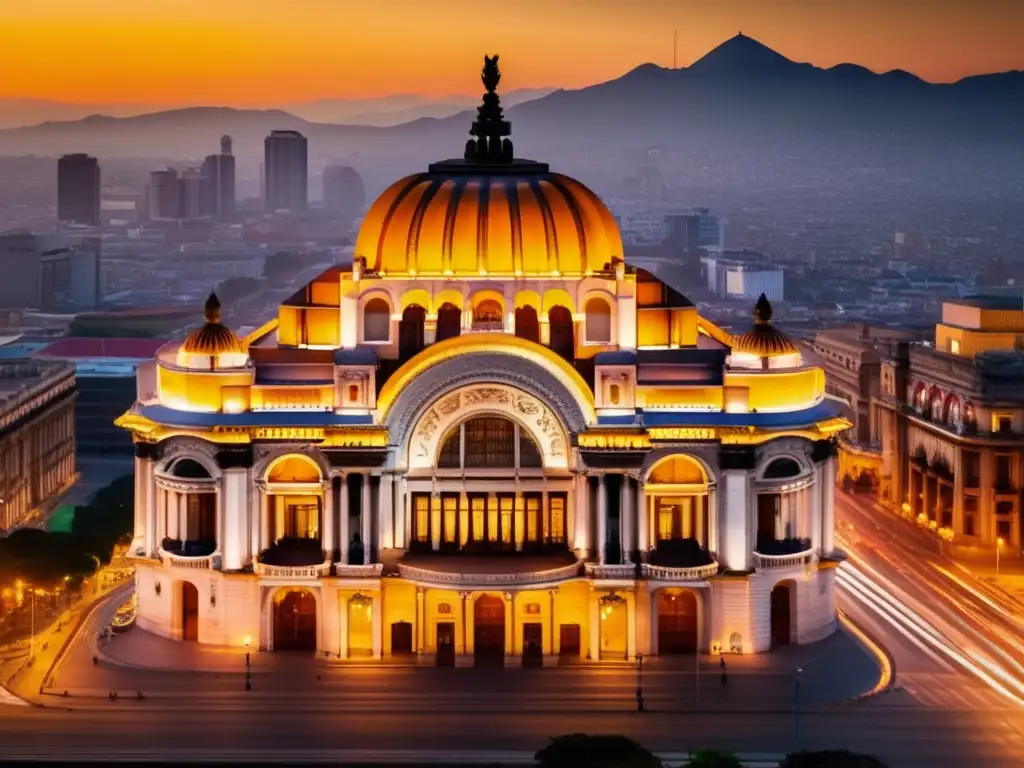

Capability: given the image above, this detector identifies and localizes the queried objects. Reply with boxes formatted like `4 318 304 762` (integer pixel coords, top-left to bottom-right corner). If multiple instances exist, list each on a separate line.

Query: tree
263 251 302 282
689 751 743 768
536 734 662 768
781 751 889 768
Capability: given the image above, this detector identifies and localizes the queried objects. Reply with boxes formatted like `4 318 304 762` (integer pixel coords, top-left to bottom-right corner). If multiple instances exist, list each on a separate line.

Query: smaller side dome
730 294 801 369
177 293 248 369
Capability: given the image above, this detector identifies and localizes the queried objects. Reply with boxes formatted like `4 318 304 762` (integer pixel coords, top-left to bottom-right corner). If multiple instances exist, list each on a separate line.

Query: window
348 384 359 403
514 305 539 343
363 298 390 342
436 302 462 342
470 495 486 541
609 384 621 405
413 494 430 543
442 494 458 544
499 495 514 544
997 519 1012 540
963 497 977 537
762 457 803 480
549 305 575 361
549 493 566 543
994 413 1013 435
950 338 961 355
655 495 707 543
472 299 503 329
465 417 516 468
996 455 1014 491
437 429 461 468
519 430 542 468
584 298 612 343
525 494 541 542
962 451 980 488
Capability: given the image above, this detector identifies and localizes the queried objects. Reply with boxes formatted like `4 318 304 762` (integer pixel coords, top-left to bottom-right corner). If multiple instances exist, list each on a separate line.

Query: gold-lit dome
178 293 246 368
731 294 800 358
355 56 622 278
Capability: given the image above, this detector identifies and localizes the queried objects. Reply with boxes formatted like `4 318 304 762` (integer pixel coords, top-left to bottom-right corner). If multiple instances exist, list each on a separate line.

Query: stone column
260 490 271 552
504 592 517 664
636 479 648 560
597 474 608 564
379 474 394 550
459 592 469 655
810 466 823 552
822 453 837 553
221 468 250 571
416 587 425 654
720 468 751 571
548 588 557 658
573 474 588 556
620 475 633 564
339 475 350 565
371 591 383 659
323 476 335 561
248 486 261 564
361 472 372 564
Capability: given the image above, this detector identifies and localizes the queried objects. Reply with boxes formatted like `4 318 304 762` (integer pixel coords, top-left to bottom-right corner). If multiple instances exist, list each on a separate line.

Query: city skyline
1 0 1022 106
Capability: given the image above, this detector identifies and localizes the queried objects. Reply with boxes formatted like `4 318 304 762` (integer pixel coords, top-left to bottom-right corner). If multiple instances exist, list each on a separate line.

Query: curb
837 608 896 700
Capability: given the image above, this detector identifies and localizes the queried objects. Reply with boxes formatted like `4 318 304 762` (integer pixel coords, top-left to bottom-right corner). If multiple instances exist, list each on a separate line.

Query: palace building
118 58 849 663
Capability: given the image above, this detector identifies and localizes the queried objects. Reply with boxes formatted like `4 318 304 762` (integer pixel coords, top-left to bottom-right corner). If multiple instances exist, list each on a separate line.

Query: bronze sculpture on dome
465 55 514 163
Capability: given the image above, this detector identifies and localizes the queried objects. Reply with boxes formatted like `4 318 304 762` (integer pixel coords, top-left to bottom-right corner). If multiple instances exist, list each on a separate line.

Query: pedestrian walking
720 656 728 686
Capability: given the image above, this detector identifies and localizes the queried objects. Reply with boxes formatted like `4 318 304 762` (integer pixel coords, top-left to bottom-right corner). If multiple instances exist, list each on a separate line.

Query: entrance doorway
274 589 317 652
522 622 543 667
770 582 793 648
436 622 456 667
657 590 698 654
391 621 413 655
559 624 581 663
181 582 199 642
473 595 505 666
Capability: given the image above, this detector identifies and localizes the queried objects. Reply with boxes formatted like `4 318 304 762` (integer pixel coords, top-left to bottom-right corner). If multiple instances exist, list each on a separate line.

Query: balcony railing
584 563 636 580
158 548 220 570
333 563 384 578
397 561 581 587
641 562 720 581
753 549 818 570
253 561 332 579
470 321 505 333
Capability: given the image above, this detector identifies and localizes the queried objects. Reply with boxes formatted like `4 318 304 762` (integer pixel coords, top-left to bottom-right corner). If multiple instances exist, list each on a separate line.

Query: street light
244 635 252 691
997 537 1004 579
794 666 803 750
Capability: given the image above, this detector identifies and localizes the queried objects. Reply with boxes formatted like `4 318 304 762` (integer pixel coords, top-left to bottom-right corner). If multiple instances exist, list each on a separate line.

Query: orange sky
1 0 1021 105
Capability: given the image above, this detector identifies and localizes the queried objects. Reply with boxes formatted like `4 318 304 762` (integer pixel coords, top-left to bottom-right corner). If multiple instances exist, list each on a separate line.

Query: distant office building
39 239 102 313
701 252 783 302
264 130 308 213
57 154 101 227
323 165 366 219
666 207 724 252
200 135 236 221
148 169 180 220
177 168 205 220
0 358 76 535
0 232 71 310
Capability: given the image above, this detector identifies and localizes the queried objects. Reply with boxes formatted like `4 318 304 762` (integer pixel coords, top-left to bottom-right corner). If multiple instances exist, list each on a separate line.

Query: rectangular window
656 497 677 541
962 451 981 488
549 493 567 543
499 494 514 544
963 496 978 537
997 519 1012 540
487 496 499 542
469 494 486 541
994 413 1013 434
413 494 430 543
996 454 1014 491
442 494 459 544
525 494 541 542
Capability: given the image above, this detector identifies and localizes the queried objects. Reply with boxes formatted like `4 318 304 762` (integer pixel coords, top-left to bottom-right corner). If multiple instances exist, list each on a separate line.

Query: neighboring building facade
0 359 76 535
118 61 848 661
265 130 308 213
148 169 180 220
200 136 236 222
0 233 71 310
57 154 101 227
874 297 1024 548
40 239 102 313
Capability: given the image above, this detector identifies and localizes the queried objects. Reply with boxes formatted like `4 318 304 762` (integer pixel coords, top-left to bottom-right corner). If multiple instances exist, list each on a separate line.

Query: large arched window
472 299 503 331
169 458 212 479
757 457 811 555
436 302 462 342
515 305 540 343
436 416 543 470
549 305 575 361
761 457 803 480
363 298 390 342
585 297 612 343
399 304 426 361
645 454 711 564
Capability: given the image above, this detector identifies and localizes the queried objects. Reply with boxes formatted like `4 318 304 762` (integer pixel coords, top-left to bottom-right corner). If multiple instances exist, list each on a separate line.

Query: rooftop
949 295 1024 311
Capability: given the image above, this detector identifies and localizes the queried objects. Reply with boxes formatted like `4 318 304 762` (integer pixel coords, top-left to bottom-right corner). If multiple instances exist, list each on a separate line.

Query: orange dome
355 165 623 277
731 294 800 358
180 293 245 357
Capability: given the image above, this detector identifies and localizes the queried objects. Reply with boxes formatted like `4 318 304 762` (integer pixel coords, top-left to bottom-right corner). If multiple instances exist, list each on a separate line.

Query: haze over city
1 3 1023 768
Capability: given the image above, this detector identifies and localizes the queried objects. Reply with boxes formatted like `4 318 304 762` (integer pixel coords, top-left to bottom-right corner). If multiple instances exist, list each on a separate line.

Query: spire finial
754 293 773 324
464 54 513 164
204 292 222 323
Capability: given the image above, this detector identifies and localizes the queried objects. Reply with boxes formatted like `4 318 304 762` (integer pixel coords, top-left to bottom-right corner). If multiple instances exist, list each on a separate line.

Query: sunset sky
2 0 1021 105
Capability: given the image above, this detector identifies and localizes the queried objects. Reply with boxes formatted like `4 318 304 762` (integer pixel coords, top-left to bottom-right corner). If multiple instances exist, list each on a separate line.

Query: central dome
355 55 622 278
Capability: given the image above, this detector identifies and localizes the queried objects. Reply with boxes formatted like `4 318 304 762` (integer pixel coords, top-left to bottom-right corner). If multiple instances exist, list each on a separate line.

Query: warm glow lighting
998 537 1005 548
244 635 252 648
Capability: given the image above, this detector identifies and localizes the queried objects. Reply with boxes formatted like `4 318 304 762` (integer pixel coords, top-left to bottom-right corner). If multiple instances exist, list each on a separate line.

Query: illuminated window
609 384 621 405
994 413 1013 435
363 298 390 342
499 495 514 544
525 494 541 542
414 494 430 543
473 299 503 328
442 494 458 543
949 338 961 355
348 384 359 403
549 493 566 543
470 495 486 541
584 298 612 343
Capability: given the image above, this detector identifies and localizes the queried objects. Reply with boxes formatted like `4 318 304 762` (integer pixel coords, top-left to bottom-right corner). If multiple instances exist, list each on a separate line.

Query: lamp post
794 666 803 750
244 636 252 691
635 653 644 713
997 537 1004 580
29 587 35 661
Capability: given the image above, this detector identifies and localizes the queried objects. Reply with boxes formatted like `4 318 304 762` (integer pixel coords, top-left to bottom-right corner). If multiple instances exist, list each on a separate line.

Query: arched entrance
657 590 698 654
399 304 426 361
274 589 317 652
599 593 628 661
181 582 199 642
436 302 462 342
515 305 540 343
770 582 793 648
474 595 505 666
548 305 574 362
